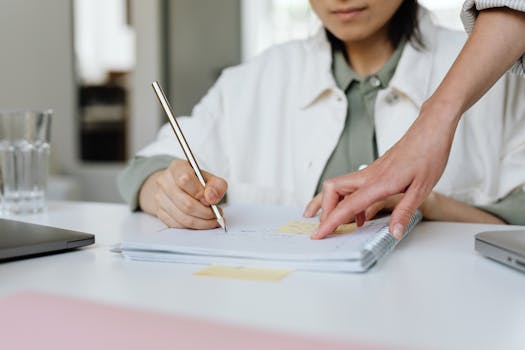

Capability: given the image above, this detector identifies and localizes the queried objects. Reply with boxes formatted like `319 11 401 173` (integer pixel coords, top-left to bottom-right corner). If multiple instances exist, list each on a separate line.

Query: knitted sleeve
461 0 525 75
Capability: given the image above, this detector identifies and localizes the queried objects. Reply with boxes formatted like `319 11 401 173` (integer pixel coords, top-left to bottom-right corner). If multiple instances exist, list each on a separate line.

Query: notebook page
121 204 390 261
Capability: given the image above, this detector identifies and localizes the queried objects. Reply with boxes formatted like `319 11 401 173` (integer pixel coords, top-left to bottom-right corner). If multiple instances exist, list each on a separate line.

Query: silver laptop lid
475 230 525 273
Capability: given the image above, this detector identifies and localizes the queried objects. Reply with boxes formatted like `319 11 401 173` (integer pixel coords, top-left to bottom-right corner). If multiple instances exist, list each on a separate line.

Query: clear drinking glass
0 110 52 214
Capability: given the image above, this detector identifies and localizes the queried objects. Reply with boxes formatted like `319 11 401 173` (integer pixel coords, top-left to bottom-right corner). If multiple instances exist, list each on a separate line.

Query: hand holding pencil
149 81 228 231
146 159 228 230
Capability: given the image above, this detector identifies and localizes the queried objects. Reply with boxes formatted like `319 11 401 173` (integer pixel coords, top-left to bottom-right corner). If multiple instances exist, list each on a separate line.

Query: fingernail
311 230 320 239
209 188 218 201
392 224 404 240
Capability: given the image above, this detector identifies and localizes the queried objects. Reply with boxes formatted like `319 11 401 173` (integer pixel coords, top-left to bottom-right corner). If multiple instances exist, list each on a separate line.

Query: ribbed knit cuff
117 155 176 211
461 0 525 75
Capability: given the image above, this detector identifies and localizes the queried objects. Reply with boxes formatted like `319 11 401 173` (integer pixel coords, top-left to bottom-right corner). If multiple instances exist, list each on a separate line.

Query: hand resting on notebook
304 191 505 240
138 160 227 229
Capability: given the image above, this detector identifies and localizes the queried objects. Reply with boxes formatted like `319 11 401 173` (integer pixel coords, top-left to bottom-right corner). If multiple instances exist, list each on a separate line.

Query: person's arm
117 154 227 229
312 7 525 240
409 192 506 224
462 0 525 76
117 155 175 210
305 192 505 226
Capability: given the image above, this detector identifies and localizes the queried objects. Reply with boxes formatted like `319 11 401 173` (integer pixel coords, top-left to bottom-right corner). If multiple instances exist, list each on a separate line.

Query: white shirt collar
298 7 438 109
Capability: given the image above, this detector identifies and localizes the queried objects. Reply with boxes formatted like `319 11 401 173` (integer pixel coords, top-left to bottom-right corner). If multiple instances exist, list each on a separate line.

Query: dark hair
389 0 424 50
327 0 425 51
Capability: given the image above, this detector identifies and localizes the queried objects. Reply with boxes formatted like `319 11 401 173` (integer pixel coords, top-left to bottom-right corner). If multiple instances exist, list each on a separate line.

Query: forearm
428 8 525 123
421 192 506 224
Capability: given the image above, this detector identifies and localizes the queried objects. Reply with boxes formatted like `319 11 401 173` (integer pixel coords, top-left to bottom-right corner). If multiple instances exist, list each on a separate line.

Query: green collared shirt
315 39 406 194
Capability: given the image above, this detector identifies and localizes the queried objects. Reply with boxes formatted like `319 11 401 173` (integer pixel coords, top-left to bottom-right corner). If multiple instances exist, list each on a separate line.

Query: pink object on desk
0 292 388 350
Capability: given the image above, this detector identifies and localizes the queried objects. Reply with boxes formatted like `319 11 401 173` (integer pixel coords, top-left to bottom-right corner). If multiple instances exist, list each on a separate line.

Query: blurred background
0 0 464 204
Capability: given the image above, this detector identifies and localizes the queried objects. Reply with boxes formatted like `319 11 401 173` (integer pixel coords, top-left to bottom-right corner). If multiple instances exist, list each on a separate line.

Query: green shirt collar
332 38 406 91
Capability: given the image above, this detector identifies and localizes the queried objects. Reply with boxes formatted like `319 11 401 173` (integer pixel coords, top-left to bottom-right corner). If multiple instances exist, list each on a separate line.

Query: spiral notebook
120 205 422 273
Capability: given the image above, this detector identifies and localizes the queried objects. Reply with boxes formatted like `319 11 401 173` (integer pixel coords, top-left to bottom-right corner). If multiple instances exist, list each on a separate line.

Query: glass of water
0 110 52 214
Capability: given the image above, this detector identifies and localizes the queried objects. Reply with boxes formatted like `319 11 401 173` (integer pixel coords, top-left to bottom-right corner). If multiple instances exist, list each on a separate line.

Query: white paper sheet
120 205 397 272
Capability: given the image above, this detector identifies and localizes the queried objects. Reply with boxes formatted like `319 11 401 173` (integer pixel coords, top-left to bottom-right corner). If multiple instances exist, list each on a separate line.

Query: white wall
74 0 136 84
0 0 163 203
0 0 76 174
167 0 241 116
0 0 237 203
129 0 163 155
71 0 164 203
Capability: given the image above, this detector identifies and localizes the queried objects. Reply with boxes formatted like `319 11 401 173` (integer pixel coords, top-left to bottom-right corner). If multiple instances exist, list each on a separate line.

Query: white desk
1 201 524 350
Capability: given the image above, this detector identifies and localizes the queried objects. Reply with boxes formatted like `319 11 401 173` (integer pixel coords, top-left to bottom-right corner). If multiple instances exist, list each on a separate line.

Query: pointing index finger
311 183 393 240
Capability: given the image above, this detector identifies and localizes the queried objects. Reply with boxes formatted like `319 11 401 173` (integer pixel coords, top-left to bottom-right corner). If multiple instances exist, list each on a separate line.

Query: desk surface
1 201 524 350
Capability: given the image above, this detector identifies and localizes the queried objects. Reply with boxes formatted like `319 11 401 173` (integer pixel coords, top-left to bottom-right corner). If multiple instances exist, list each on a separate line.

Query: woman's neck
344 28 395 77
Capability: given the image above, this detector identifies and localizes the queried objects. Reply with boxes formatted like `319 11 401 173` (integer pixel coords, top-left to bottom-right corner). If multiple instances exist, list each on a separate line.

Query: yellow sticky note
276 221 356 235
276 221 319 234
193 265 292 281
332 223 357 234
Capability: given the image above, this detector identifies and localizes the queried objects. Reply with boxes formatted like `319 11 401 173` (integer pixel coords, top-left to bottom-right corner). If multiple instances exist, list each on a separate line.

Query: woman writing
119 1 525 234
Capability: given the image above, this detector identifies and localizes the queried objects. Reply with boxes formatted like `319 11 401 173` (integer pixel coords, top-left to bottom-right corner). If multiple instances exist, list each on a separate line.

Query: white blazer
138 10 525 208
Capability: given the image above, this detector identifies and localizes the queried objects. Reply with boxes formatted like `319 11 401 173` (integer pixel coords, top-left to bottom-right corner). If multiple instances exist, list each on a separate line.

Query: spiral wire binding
362 210 423 263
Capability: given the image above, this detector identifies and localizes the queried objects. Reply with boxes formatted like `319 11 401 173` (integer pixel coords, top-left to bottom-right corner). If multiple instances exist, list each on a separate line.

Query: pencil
151 81 227 232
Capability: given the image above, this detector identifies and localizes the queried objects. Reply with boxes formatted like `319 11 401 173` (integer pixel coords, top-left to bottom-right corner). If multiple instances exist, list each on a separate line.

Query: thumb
389 189 420 240
203 175 227 204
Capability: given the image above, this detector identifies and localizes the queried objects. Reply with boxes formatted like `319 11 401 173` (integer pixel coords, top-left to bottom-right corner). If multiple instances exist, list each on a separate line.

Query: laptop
0 218 95 262
475 230 525 273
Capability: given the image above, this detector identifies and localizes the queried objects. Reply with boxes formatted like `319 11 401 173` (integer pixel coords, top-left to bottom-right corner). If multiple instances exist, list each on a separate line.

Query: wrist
420 96 463 127
419 192 441 220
